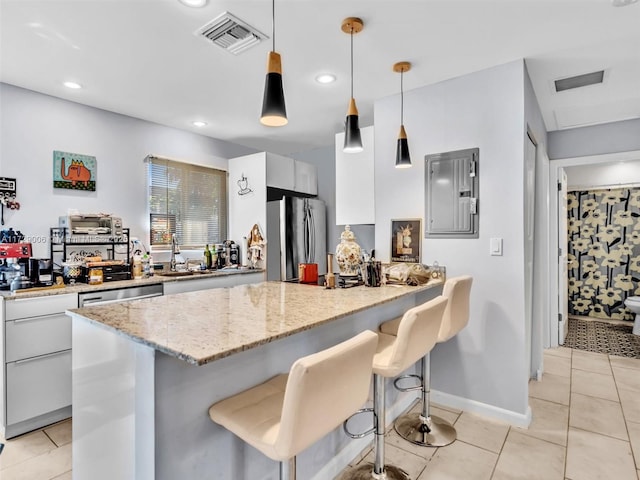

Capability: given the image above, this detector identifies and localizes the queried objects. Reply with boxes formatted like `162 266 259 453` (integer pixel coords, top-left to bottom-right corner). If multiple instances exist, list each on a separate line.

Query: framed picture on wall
391 219 422 263
53 150 97 191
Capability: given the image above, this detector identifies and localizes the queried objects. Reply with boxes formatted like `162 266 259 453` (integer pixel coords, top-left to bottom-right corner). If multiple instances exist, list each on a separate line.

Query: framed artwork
391 219 422 263
53 150 97 191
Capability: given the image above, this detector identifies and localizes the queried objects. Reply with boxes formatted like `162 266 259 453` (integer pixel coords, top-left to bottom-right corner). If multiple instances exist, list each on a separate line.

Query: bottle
204 244 212 269
211 245 218 269
142 253 150 278
132 254 143 280
148 253 154 277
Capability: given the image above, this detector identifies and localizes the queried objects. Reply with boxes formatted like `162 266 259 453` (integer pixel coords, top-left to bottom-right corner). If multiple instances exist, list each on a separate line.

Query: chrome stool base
343 462 410 480
394 412 456 447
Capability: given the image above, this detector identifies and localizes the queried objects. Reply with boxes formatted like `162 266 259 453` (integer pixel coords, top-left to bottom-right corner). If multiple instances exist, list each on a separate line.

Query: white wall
0 83 256 259
565 160 640 191
373 60 530 419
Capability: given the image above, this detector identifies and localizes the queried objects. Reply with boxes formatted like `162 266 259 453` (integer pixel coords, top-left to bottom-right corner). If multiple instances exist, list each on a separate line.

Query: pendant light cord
350 27 354 99
400 70 404 125
272 0 275 52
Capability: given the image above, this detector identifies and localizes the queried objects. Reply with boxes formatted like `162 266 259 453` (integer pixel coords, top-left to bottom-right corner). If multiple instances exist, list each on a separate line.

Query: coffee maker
0 242 32 290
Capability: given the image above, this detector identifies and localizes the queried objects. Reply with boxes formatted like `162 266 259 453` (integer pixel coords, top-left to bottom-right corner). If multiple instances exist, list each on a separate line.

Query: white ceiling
1 0 639 155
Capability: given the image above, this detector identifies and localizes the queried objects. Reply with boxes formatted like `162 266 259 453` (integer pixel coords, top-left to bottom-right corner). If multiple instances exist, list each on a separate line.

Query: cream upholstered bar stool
380 275 473 447
208 330 378 480
342 296 448 480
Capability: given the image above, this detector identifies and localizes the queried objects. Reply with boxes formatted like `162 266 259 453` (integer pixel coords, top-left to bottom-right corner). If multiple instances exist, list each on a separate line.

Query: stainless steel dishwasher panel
78 283 163 307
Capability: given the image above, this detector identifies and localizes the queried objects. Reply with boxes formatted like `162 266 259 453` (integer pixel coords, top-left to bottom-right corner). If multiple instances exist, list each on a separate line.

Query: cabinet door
294 161 317 195
6 313 72 362
265 153 295 191
5 293 77 321
335 126 375 225
6 350 72 425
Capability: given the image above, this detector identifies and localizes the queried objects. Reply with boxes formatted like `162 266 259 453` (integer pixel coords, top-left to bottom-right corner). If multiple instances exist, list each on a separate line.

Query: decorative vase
335 225 362 277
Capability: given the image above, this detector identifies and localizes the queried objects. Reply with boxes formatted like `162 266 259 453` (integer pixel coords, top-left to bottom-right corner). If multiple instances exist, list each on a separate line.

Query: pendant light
394 61 412 168
341 17 364 153
260 0 287 126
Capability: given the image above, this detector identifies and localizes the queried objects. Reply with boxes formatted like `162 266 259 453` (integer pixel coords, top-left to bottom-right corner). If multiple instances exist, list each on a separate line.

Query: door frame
546 150 640 348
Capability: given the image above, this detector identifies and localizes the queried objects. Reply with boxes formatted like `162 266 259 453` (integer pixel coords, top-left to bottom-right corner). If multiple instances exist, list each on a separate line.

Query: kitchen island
68 280 443 480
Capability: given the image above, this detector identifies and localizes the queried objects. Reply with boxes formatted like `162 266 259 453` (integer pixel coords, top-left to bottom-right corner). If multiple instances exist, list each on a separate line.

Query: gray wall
548 118 640 160
0 83 256 258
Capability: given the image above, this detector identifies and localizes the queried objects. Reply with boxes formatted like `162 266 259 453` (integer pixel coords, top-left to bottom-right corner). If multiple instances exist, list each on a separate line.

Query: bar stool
380 275 473 447
208 330 378 480
342 296 448 480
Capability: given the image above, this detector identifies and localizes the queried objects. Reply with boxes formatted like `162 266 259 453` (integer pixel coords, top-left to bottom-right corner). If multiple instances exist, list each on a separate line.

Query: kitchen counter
70 279 444 480
0 267 263 299
68 279 444 366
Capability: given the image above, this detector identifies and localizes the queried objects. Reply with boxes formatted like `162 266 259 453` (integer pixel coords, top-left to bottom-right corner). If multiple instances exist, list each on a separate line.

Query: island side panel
152 288 439 480
72 316 156 480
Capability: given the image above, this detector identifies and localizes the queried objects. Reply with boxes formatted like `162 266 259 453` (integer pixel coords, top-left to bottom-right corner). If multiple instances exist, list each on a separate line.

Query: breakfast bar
68 280 443 480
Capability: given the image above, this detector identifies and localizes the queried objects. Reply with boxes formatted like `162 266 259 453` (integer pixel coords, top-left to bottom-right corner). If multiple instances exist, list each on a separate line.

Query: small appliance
58 214 123 241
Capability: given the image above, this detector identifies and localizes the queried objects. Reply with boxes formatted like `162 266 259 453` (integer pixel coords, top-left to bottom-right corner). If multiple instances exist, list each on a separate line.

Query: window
147 155 227 248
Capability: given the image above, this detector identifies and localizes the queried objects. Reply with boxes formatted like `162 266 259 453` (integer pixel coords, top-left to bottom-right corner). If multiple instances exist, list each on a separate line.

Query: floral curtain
567 188 640 320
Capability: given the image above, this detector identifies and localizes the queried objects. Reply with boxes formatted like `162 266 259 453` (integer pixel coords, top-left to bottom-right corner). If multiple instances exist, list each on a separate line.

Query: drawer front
6 313 72 362
6 349 72 425
5 293 77 321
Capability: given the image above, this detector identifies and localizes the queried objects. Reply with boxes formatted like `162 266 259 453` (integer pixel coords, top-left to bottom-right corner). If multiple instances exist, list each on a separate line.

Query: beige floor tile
384 428 438 460
571 350 612 375
566 428 636 480
569 393 628 440
43 419 72 447
610 355 640 371
492 430 565 480
432 402 462 415
51 472 72 480
0 431 56 471
544 353 572 377
545 347 572 359
613 366 640 393
0 443 72 480
515 397 568 446
620 388 640 424
571 368 619 401
529 373 571 405
627 421 640 471
357 443 427 479
452 412 509 453
417 440 497 480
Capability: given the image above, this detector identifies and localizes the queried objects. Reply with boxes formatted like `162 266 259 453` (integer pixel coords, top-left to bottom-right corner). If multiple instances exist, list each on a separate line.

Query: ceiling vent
554 70 605 92
195 12 267 55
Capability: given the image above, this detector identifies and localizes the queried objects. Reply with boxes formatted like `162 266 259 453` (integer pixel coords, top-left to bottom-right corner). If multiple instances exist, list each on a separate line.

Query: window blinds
147 156 227 248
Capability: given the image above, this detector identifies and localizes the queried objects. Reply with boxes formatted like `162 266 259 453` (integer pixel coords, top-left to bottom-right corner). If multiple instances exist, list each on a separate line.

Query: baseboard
431 390 532 428
311 392 419 480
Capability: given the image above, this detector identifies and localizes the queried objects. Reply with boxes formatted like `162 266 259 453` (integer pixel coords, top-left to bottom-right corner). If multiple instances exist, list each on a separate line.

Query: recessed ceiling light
315 73 336 84
178 0 207 7
192 121 207 127
63 81 82 89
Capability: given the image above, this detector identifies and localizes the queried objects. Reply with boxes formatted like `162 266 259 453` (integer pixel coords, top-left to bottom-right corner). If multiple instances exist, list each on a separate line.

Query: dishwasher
78 283 163 307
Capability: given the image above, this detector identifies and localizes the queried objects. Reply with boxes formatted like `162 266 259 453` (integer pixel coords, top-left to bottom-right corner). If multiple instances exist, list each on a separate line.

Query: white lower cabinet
1 293 77 438
6 350 72 425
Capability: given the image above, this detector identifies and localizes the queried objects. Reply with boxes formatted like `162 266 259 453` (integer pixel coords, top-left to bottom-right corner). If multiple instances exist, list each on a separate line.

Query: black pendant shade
344 98 363 153
260 51 287 127
395 126 412 168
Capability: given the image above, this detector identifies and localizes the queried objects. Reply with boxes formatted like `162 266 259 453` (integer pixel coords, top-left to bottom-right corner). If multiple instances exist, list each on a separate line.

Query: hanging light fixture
260 0 287 126
341 17 364 153
394 61 412 168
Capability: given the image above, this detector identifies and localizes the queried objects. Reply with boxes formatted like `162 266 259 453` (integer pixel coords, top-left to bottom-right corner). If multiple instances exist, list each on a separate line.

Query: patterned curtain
567 188 640 320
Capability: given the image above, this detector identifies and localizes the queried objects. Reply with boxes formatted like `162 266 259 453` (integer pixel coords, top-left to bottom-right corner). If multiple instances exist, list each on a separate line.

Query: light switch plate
490 237 503 256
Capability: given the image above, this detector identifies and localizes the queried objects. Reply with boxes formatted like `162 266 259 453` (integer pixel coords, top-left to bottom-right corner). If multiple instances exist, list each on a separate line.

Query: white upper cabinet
335 125 375 225
294 160 317 196
265 153 295 191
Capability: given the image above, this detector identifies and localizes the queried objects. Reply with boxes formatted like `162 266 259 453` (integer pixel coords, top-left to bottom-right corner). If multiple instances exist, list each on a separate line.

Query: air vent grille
554 70 605 92
195 12 267 55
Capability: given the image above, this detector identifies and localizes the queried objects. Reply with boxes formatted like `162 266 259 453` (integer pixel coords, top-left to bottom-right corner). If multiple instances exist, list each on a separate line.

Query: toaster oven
58 214 123 241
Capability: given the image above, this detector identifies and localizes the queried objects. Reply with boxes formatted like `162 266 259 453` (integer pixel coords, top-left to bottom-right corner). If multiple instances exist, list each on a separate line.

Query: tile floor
0 348 638 480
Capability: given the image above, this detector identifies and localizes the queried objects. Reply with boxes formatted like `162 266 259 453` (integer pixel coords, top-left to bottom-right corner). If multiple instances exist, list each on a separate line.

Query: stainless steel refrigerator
266 196 327 281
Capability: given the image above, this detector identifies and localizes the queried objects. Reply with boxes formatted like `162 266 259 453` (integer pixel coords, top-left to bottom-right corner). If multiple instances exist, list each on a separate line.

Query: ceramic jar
335 225 362 277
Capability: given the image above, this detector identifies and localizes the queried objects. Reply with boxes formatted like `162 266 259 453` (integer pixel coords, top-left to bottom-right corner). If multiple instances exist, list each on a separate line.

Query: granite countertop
68 279 444 366
0 268 264 300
